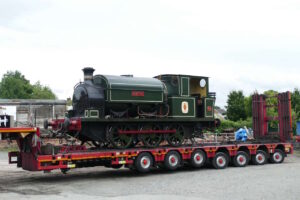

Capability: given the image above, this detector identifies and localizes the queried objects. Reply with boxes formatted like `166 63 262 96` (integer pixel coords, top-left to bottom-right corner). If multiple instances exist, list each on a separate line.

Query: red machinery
252 92 293 142
0 92 294 173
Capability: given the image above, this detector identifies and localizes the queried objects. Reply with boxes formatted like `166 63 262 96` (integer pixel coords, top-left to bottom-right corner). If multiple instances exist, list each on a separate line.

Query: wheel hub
216 156 226 167
140 157 151 169
169 155 179 167
143 159 148 165
256 153 265 164
218 159 223 164
237 155 246 165
193 153 203 165
171 157 176 163
274 152 282 162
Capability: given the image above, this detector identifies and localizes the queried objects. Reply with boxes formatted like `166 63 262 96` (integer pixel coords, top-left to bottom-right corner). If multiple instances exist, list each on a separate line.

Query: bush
217 118 253 132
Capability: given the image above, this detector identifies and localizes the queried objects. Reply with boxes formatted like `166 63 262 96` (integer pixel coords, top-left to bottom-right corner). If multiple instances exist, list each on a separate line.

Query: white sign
0 116 8 127
0 106 16 120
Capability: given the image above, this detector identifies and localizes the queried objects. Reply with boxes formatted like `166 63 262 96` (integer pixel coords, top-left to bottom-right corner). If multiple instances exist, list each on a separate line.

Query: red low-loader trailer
0 127 294 173
0 92 294 173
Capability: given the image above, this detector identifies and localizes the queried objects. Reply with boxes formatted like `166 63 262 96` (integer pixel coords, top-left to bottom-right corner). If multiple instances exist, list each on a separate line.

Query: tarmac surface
0 151 300 200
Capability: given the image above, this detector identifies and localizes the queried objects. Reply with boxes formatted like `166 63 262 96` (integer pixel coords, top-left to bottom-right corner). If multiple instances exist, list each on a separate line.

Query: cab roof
155 74 209 79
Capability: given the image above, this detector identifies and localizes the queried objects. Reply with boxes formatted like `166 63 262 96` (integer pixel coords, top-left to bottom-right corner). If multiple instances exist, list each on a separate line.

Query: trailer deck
0 127 293 173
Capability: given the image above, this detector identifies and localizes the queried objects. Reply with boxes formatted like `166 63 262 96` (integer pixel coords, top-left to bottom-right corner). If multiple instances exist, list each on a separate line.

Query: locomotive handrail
74 82 83 89
118 129 177 135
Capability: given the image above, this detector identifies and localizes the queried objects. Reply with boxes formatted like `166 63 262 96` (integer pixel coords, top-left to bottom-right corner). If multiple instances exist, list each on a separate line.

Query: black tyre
233 151 249 167
164 151 181 171
252 150 267 165
135 152 153 173
212 152 229 169
190 149 206 168
270 149 285 164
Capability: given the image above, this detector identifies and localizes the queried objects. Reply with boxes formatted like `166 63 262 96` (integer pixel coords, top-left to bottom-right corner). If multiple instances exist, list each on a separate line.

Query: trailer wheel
233 151 249 167
190 149 206 168
212 152 229 169
252 150 267 165
164 151 181 171
270 149 285 164
135 152 153 173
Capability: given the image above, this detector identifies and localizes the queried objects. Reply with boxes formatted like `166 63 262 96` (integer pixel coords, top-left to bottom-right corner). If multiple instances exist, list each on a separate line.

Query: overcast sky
0 0 299 108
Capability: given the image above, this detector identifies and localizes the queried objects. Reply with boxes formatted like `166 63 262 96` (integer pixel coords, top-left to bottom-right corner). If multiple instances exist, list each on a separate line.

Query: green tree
244 95 252 118
31 81 57 99
226 90 247 121
0 71 33 99
263 90 279 130
0 71 56 99
263 90 278 117
291 88 300 120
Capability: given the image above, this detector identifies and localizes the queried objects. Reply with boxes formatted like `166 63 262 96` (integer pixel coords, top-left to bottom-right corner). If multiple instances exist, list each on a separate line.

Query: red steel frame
252 92 293 142
34 142 293 172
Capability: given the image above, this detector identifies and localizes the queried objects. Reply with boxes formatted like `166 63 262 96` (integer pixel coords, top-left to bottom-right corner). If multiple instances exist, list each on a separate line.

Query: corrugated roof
0 99 66 105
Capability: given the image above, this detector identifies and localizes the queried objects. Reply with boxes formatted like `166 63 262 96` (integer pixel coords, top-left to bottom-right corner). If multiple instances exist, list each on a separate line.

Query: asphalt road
0 151 300 200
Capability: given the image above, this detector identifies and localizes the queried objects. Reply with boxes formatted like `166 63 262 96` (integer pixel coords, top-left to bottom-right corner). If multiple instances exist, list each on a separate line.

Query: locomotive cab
155 74 215 119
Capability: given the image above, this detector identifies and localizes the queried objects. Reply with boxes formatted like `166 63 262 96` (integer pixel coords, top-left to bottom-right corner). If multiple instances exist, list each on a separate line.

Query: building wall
0 99 67 129
15 104 66 128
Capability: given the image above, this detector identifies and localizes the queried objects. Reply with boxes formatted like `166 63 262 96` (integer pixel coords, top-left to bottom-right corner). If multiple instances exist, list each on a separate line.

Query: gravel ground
0 151 300 200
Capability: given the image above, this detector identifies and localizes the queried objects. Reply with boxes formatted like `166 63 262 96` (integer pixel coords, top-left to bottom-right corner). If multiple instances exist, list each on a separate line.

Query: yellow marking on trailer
70 156 111 161
118 160 126 164
67 164 76 168
20 133 31 138
0 129 36 133
285 147 290 152
39 153 136 163
206 149 216 153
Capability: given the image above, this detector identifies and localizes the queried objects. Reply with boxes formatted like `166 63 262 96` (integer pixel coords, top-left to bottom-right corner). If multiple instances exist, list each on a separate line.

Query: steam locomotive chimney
82 67 95 82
